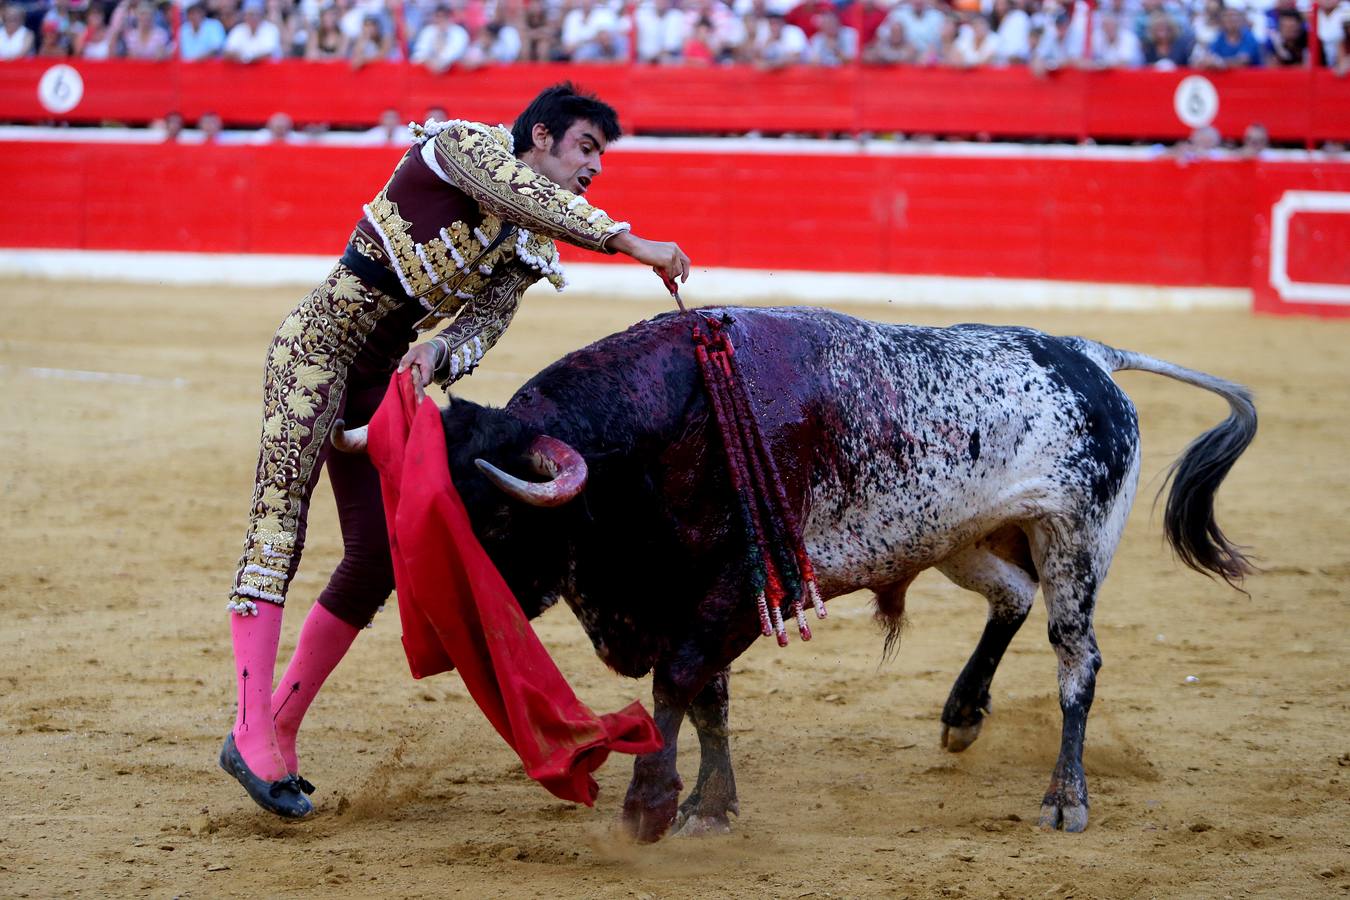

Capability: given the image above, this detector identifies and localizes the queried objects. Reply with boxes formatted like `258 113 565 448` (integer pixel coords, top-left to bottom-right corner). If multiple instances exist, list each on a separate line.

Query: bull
334 306 1256 842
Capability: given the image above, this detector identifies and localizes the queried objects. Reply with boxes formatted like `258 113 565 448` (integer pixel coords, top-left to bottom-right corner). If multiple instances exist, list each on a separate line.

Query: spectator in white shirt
181 1 227 60
991 0 1030 62
411 4 469 71
750 11 807 66
561 0 626 61
894 0 946 57
1318 0 1350 65
225 0 282 61
807 9 857 64
864 18 916 62
636 0 688 62
0 3 35 58
953 12 999 65
1090 11 1143 66
460 19 523 67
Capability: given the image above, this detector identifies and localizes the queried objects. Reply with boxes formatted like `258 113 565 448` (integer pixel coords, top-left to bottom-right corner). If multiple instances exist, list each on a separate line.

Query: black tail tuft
1158 385 1259 589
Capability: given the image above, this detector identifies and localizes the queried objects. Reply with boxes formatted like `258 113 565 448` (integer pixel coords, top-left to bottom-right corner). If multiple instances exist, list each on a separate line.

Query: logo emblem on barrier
38 65 84 115
1173 75 1218 129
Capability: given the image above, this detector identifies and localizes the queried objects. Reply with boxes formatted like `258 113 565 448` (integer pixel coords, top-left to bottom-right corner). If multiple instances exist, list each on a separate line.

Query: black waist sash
339 244 408 302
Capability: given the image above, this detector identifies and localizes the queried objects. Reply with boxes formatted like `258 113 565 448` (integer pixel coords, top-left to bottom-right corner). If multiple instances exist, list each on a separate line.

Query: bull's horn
474 435 588 508
331 420 368 454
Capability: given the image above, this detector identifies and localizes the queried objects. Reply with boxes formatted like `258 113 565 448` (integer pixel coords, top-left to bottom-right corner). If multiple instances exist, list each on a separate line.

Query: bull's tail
1077 339 1258 588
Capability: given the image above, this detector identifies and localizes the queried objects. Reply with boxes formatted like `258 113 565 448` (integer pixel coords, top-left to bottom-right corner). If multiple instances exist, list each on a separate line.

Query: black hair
510 82 621 158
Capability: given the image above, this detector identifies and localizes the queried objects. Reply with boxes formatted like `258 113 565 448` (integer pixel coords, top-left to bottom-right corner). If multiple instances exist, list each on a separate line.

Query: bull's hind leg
673 668 738 837
935 525 1039 753
1030 523 1112 833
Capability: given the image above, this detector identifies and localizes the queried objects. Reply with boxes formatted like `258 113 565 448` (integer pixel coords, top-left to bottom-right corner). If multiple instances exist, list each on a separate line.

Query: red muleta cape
365 373 662 806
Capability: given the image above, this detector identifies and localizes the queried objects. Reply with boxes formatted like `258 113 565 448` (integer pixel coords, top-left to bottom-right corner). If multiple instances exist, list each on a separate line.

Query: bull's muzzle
475 436 588 507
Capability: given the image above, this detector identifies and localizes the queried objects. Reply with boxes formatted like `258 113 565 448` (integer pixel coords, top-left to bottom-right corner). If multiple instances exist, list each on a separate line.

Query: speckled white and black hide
438 306 1256 843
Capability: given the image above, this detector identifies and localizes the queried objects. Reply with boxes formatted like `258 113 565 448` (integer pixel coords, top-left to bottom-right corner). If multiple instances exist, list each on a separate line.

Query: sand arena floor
1 278 1347 899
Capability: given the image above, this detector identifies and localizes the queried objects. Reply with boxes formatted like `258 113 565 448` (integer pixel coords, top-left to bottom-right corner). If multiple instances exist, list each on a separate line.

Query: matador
220 83 691 818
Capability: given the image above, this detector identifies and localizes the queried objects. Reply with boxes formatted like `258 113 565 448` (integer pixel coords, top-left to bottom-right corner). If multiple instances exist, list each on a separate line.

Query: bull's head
330 398 587 619
330 419 587 507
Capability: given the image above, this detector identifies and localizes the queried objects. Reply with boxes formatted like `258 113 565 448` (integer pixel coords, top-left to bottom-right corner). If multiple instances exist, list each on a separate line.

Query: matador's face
533 119 607 197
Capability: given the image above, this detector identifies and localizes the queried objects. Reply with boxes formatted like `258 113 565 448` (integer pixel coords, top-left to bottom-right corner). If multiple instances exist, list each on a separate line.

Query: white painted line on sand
0 364 190 388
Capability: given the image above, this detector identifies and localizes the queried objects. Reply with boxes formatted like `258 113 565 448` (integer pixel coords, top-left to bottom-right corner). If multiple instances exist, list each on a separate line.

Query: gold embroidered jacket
356 119 631 384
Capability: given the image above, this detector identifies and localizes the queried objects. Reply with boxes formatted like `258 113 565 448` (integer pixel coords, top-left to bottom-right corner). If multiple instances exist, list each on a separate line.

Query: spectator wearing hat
181 0 227 59
225 0 282 61
410 4 468 71
1 3 36 57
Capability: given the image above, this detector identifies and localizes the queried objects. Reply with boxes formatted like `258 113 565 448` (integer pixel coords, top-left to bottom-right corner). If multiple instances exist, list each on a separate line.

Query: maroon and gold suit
227 120 630 626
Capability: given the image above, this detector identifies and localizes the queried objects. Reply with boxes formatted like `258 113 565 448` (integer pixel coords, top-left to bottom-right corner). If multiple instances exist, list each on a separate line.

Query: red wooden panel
0 143 86 247
2 60 1347 142
7 139 1350 303
1250 162 1350 318
1285 213 1350 285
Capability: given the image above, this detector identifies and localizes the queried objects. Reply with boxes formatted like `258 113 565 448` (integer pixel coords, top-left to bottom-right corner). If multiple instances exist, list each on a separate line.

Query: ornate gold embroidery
431 122 629 254
231 263 401 607
434 264 533 386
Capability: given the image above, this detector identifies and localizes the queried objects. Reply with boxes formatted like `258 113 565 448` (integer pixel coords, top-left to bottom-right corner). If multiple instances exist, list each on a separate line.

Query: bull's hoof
940 721 983 753
1037 800 1089 833
621 797 679 843
673 813 732 838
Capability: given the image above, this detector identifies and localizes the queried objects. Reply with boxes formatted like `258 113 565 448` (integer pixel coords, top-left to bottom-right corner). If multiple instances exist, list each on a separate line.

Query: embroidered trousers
229 262 422 627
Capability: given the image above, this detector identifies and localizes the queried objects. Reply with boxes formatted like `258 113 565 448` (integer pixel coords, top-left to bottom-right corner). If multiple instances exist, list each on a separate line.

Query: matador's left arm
428 265 534 387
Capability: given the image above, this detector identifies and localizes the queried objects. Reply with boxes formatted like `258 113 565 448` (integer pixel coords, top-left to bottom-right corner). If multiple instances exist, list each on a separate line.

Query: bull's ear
475 436 587 507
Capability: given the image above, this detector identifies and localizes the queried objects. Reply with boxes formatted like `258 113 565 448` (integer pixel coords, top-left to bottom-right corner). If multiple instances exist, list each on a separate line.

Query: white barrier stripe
0 249 1250 312
0 364 189 388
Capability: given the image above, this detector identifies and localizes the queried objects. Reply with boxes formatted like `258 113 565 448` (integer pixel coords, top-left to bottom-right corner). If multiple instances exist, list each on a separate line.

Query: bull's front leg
622 622 755 842
673 668 737 837
621 677 689 843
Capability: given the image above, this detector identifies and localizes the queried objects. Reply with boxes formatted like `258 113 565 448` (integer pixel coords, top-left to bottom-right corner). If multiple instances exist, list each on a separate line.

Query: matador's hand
607 232 691 288
397 341 440 405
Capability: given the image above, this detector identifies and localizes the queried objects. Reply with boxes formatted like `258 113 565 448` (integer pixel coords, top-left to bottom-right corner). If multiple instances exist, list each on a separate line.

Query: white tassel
226 598 259 616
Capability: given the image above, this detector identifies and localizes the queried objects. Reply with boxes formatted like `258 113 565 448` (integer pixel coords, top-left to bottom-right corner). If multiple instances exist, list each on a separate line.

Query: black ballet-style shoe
218 733 315 819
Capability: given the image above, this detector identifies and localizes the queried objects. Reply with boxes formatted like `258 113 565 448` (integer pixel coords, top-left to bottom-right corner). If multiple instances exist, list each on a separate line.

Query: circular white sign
1173 75 1219 129
38 64 84 115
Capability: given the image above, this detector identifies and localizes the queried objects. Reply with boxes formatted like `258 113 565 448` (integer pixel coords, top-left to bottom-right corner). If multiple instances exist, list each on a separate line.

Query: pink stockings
230 602 361 780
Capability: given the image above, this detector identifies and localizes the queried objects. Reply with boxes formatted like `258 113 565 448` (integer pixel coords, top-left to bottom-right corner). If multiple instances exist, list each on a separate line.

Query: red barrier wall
3 140 1348 315
3 60 1349 144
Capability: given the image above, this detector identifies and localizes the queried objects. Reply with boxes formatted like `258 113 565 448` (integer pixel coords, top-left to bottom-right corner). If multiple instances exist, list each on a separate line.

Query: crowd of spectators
2 0 1348 72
